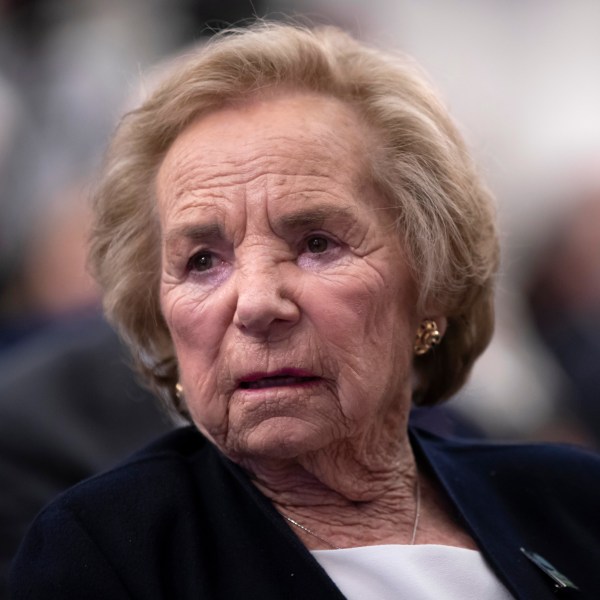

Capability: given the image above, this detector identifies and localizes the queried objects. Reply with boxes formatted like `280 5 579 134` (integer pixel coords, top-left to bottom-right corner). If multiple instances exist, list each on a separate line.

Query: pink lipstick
238 369 320 390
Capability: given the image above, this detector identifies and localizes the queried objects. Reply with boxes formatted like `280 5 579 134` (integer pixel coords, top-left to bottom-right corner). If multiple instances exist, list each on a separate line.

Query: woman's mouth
238 370 320 390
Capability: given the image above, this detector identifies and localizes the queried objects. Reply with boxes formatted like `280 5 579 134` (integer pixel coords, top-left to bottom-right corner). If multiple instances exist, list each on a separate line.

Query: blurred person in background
0 3 178 595
10 22 600 598
447 292 570 442
0 313 173 599
0 0 186 349
526 177 600 448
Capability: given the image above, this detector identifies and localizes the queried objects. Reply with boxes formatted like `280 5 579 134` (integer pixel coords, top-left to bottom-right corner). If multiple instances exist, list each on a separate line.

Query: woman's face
158 92 421 462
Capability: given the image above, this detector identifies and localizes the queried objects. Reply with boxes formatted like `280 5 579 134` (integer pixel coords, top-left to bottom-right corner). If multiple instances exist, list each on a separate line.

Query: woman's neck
242 430 420 549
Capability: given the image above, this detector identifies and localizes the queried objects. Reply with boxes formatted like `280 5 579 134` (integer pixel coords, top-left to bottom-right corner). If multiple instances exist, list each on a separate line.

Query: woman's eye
306 235 329 253
297 234 342 270
188 251 214 272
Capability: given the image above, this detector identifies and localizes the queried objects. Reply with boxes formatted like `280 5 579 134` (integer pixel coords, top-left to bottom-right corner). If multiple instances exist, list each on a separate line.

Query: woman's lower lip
238 376 321 390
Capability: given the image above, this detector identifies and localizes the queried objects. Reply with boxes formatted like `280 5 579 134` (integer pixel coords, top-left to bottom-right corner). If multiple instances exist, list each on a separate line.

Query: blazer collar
410 426 586 599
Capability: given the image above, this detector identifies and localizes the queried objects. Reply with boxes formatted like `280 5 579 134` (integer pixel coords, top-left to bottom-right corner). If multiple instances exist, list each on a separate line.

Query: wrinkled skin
158 92 456 548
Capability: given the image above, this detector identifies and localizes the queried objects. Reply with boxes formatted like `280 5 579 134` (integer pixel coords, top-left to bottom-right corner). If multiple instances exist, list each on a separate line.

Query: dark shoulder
414 425 600 470
412 426 600 504
10 427 217 598
39 426 210 521
124 423 208 463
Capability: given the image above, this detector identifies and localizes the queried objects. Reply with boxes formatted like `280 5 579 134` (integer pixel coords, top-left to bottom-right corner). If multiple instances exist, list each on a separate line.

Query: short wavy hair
90 22 499 417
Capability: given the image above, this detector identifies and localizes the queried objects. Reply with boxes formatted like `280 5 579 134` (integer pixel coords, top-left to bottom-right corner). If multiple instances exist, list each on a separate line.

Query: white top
311 544 514 600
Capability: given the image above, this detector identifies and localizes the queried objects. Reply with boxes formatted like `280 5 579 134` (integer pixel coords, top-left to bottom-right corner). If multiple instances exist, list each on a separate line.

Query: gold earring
414 320 441 355
175 382 184 398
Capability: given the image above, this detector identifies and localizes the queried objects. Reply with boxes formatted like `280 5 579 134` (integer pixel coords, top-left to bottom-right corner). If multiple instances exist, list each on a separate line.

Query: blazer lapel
411 427 590 599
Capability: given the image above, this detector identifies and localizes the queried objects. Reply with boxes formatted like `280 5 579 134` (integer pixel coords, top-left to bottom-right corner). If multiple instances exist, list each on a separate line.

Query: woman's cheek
168 293 202 338
161 280 218 341
175 328 230 442
161 260 233 329
186 381 228 443
162 284 233 431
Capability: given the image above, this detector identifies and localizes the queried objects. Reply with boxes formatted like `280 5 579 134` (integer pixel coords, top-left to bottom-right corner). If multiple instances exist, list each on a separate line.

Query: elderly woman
10 23 600 599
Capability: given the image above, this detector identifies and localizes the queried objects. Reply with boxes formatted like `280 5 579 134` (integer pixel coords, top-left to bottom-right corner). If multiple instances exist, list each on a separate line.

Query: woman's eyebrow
276 206 357 233
164 223 224 249
163 207 357 250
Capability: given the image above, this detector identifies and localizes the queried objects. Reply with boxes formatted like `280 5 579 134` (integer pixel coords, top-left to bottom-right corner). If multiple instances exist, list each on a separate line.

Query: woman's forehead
156 91 386 225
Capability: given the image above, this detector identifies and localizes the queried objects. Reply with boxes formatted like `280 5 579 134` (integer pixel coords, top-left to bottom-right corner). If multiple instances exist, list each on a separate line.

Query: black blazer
10 426 600 599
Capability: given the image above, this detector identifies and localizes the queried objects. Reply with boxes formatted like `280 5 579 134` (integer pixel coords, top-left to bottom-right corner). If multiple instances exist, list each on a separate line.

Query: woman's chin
230 418 332 462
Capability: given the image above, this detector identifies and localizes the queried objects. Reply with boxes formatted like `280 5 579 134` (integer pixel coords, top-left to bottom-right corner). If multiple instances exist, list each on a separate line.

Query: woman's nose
233 263 300 336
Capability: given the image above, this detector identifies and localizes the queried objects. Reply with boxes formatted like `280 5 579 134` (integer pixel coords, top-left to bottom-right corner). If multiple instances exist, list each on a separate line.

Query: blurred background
1 0 600 593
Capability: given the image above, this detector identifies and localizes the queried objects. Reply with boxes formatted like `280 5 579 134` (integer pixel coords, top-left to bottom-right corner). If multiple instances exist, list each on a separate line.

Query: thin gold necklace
284 476 421 550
